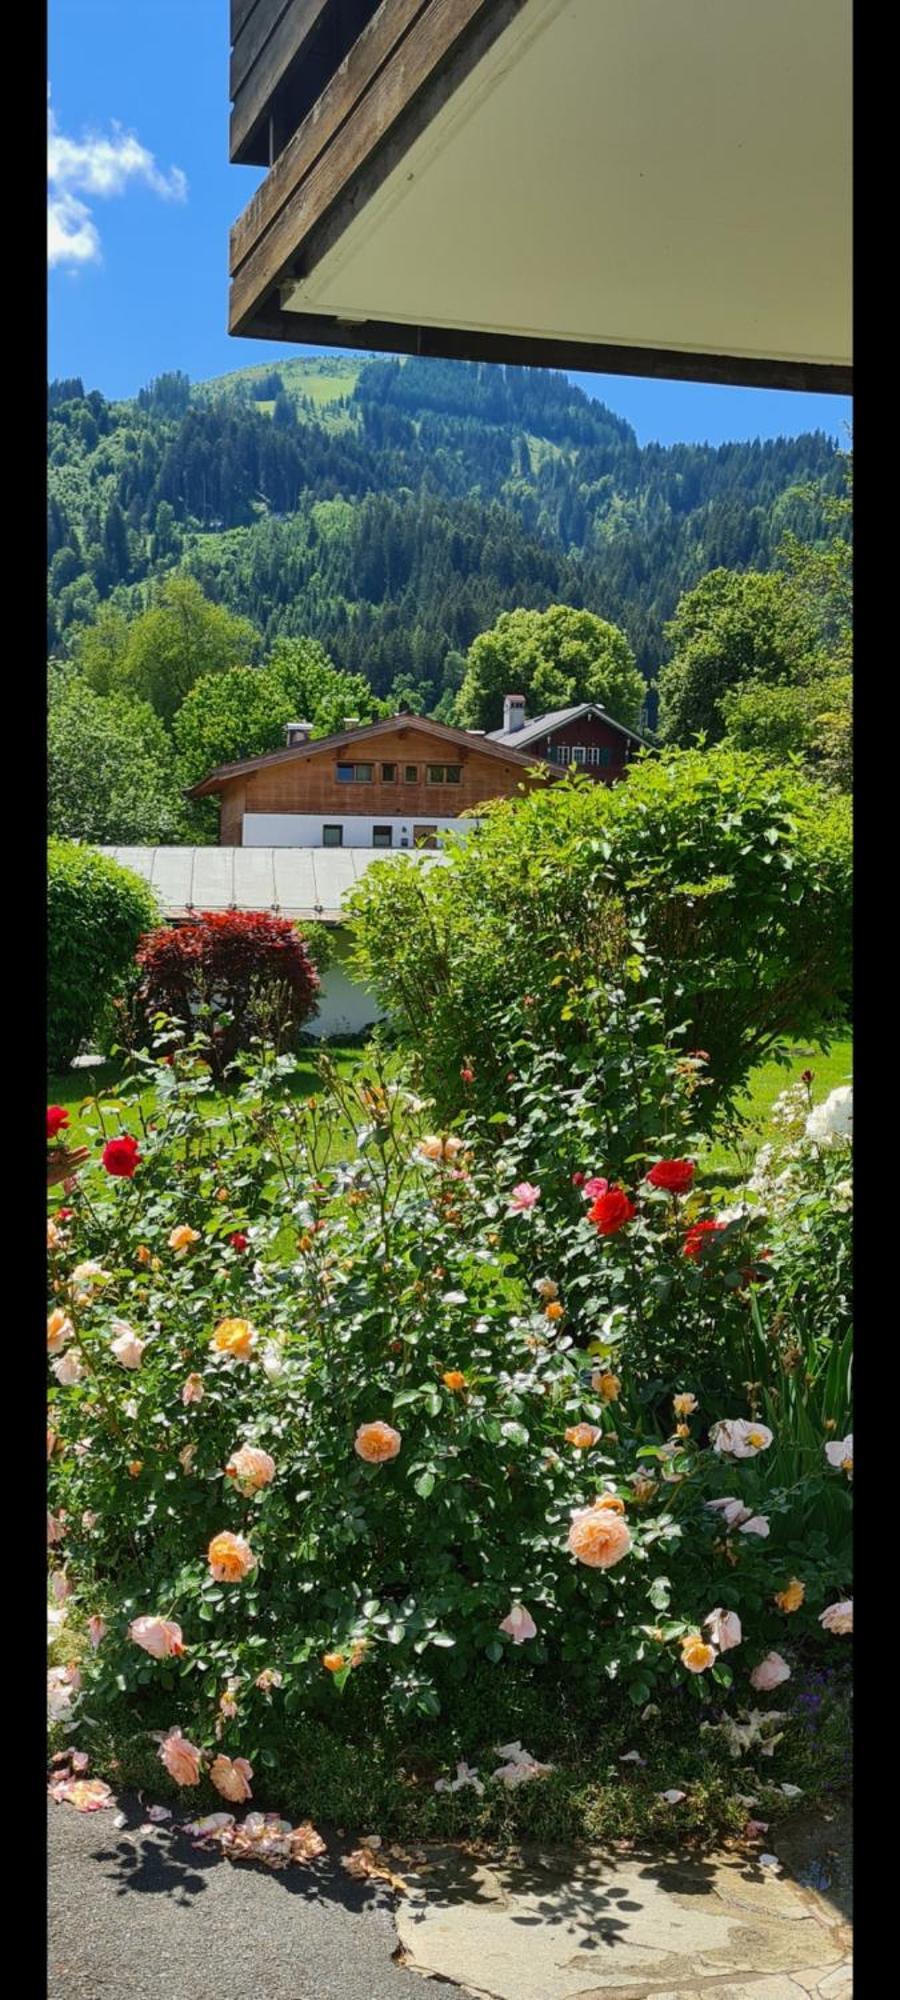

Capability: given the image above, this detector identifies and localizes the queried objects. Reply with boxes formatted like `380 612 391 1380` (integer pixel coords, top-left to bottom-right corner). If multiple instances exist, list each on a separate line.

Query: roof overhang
229 0 851 393
188 710 565 796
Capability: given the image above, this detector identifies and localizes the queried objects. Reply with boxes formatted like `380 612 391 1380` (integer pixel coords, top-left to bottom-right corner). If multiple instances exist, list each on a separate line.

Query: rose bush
46 1028 851 1817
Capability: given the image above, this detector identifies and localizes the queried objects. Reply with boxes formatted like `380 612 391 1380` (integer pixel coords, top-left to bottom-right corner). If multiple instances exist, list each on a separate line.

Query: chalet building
227 0 850 393
188 710 568 849
487 695 643 781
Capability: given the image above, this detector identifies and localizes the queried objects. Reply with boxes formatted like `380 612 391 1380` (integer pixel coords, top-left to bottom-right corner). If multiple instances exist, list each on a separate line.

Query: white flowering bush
46 1032 852 1834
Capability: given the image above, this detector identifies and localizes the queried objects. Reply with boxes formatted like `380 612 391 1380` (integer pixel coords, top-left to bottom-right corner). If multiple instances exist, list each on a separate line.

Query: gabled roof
487 703 646 751
187 711 562 798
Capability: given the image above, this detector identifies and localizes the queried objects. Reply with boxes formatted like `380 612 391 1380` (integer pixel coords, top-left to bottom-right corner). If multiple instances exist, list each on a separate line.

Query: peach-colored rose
182 1373 205 1405
207 1531 256 1582
210 1754 253 1803
158 1727 202 1786
594 1492 626 1514
681 1633 716 1673
567 1505 632 1569
824 1434 853 1476
628 1469 658 1502
592 1371 621 1402
703 1608 742 1651
129 1616 185 1659
819 1599 853 1635
774 1579 805 1613
47 1428 58 1461
673 1392 698 1417
417 1134 465 1163
534 1277 559 1301
442 1370 467 1391
110 1326 145 1370
711 1418 773 1459
750 1651 792 1691
255 1669 283 1693
48 1218 62 1251
47 1309 74 1355
565 1423 602 1450
136 1245 151 1265
211 1318 257 1359
47 1510 66 1546
52 1350 85 1387
169 1225 201 1254
225 1445 276 1495
499 1603 538 1644
88 1616 107 1649
354 1421 401 1463
50 1568 72 1604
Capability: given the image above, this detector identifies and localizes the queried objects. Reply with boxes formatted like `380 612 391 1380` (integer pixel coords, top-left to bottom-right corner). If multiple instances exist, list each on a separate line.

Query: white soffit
281 0 851 369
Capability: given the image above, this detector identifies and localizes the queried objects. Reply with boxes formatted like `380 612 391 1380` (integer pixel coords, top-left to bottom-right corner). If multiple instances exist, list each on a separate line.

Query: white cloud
48 98 187 270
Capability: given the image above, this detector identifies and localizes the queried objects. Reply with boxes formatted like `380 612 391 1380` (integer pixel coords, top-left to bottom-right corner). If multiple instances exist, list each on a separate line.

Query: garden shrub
132 910 320 1080
46 1031 852 1834
47 840 159 1070
346 747 852 1126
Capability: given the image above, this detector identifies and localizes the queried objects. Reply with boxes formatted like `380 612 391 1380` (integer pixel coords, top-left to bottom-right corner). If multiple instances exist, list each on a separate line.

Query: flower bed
46 1031 852 1846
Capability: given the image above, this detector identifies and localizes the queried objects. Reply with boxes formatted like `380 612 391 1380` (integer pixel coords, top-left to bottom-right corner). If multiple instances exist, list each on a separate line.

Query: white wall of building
243 813 474 849
307 930 384 1039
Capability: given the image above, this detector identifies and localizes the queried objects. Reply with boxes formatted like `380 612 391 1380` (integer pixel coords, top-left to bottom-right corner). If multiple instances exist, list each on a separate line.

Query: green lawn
701 1035 852 1184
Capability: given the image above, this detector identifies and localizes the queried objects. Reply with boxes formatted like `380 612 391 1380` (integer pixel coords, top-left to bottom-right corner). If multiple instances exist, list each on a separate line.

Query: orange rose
594 1492 626 1514
225 1445 276 1495
210 1754 253 1803
354 1421 401 1464
169 1225 201 1253
592 1371 621 1402
323 1652 346 1673
545 1301 564 1322
47 1309 74 1355
442 1371 467 1392
567 1506 632 1568
158 1727 202 1786
680 1633 716 1673
774 1578 806 1613
207 1531 256 1582
211 1318 257 1359
565 1423 603 1450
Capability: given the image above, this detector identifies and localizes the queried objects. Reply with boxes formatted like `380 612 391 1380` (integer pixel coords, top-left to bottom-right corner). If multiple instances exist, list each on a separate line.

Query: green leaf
414 1469 436 1498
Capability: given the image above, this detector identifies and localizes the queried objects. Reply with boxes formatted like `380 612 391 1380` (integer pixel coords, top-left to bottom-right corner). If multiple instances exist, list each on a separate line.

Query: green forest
47 354 851 843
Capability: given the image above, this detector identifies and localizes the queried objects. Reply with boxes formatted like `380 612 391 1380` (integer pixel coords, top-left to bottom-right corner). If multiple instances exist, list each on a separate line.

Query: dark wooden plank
231 0 296 99
229 0 503 323
232 0 262 42
230 0 334 159
228 298 853 396
230 0 429 276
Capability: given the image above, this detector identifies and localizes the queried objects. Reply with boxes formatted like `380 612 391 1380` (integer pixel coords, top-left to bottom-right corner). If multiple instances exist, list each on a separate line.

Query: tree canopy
78 576 259 724
455 604 645 730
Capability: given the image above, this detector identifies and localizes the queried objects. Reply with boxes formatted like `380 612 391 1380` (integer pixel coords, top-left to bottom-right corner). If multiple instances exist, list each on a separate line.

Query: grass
701 1035 852 1185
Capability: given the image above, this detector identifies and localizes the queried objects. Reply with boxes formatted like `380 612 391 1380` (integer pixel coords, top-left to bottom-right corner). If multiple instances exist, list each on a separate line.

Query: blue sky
49 0 852 450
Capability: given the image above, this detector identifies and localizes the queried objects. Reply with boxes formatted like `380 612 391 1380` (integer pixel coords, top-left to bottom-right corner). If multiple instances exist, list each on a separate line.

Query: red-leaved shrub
133 911 319 1077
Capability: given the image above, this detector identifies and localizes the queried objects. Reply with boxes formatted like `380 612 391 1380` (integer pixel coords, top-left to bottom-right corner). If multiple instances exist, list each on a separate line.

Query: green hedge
47 841 159 1071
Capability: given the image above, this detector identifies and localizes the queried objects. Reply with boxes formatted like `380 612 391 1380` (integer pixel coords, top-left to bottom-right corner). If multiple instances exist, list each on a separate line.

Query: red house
486 696 644 782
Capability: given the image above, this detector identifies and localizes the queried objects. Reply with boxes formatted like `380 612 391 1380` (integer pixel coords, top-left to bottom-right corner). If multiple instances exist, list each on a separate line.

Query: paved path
48 1793 451 2000
48 1791 851 2000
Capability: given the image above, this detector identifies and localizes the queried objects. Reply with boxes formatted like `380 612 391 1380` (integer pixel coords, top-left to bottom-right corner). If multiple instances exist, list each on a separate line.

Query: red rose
101 1135 141 1179
588 1187 636 1236
460 1067 474 1084
571 1171 586 1189
47 1106 69 1140
228 1231 249 1252
683 1219 725 1260
646 1159 695 1194
56 1208 74 1222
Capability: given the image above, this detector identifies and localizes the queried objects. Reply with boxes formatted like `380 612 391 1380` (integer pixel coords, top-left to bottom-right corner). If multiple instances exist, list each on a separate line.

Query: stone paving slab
394 1844 851 2000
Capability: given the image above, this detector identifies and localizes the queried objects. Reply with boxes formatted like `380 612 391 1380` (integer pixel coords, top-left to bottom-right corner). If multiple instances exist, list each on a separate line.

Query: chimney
285 720 312 747
503 693 526 734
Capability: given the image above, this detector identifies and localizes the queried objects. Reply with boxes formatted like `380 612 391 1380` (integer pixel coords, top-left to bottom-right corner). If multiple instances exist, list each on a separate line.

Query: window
426 764 463 783
372 826 393 849
335 762 373 783
381 763 397 782
404 764 418 783
444 764 461 783
322 825 343 847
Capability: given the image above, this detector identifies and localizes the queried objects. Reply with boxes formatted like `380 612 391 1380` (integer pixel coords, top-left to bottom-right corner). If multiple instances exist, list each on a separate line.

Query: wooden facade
191 715 560 846
524 712 636 783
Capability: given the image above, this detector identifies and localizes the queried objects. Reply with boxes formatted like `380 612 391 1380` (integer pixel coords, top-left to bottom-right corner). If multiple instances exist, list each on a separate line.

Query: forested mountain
48 354 845 714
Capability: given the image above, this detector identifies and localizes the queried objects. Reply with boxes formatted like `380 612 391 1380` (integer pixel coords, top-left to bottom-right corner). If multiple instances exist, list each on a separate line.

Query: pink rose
210 1755 253 1803
52 1351 85 1387
110 1325 146 1370
581 1176 609 1201
182 1374 205 1406
499 1603 538 1645
509 1182 541 1213
819 1600 853 1635
750 1651 791 1691
88 1616 107 1649
158 1727 202 1786
129 1616 185 1660
47 1511 66 1546
703 1608 742 1651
